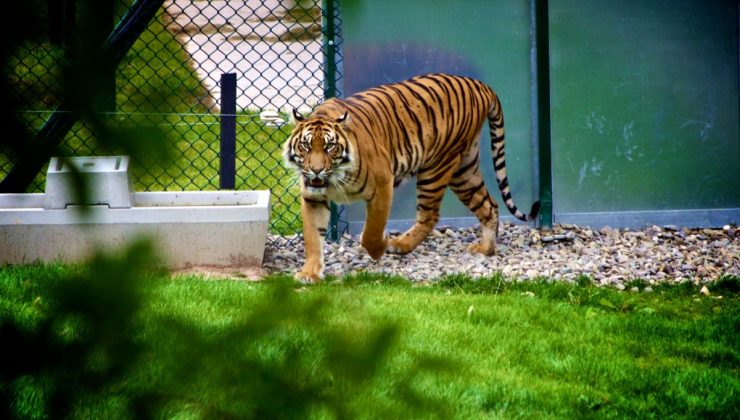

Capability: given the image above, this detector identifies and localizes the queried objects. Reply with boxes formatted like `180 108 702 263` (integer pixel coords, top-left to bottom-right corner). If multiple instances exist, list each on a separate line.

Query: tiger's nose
307 167 324 179
305 168 328 188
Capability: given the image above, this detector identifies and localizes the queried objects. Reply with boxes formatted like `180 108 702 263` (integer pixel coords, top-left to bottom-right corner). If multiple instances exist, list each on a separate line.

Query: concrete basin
0 157 271 268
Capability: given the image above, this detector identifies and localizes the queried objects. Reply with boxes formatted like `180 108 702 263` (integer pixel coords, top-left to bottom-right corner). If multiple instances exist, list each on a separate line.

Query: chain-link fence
3 0 343 239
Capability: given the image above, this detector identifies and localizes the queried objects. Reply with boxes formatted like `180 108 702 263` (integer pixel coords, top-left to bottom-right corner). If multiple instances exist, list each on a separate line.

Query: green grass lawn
2 252 738 419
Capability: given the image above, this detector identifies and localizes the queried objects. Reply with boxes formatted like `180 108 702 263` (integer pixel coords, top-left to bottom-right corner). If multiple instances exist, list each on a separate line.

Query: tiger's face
283 109 353 197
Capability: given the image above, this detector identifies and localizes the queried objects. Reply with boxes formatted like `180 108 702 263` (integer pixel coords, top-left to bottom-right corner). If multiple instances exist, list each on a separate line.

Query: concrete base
345 207 739 235
0 190 270 268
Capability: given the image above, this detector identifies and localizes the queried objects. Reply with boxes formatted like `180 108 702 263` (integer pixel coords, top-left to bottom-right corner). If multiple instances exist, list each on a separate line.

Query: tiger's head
283 109 353 197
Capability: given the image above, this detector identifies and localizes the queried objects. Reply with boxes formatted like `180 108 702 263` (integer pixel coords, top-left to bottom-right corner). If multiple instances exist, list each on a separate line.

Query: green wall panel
340 0 536 228
550 0 740 214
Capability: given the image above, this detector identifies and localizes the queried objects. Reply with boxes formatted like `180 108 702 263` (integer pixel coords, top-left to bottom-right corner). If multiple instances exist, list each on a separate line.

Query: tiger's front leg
296 197 330 283
361 181 393 260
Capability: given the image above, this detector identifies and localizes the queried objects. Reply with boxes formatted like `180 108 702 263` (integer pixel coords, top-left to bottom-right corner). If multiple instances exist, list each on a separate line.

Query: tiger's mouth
305 177 328 188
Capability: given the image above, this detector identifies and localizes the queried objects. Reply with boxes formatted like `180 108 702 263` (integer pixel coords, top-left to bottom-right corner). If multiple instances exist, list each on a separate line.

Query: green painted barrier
341 0 537 231
338 0 739 232
550 0 739 216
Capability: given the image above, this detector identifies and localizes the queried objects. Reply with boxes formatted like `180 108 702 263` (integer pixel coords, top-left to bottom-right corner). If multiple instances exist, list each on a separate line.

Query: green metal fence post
535 0 553 228
323 0 339 241
219 73 237 190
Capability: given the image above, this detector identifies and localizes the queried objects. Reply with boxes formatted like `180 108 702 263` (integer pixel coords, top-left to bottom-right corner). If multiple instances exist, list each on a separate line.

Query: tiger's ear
335 110 349 125
292 108 305 123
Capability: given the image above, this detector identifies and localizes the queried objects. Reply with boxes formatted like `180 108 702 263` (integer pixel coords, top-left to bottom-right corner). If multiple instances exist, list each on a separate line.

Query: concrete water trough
0 156 270 268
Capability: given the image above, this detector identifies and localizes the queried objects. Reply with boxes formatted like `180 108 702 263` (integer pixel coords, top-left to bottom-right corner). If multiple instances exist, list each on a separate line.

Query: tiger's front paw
295 269 321 284
295 261 323 284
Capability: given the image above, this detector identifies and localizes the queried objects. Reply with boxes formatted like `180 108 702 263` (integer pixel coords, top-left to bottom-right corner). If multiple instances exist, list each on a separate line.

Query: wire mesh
2 0 343 239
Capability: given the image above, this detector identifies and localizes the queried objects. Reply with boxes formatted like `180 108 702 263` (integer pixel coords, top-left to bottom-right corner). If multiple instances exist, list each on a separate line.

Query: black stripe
374 88 417 162
345 100 387 159
417 203 436 212
494 158 506 172
448 76 473 136
416 158 456 186
423 196 445 206
417 175 443 186
345 100 378 137
449 178 469 188
371 86 419 166
363 91 398 133
436 74 464 135
419 184 448 195
453 180 485 195
416 215 433 224
452 157 479 179
434 75 457 129
350 94 391 139
367 88 415 164
408 79 441 141
347 170 369 196
387 86 424 150
469 195 488 213
490 134 504 149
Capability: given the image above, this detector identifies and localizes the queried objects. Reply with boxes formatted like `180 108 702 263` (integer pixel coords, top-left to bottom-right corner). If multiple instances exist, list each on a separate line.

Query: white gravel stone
262 222 740 288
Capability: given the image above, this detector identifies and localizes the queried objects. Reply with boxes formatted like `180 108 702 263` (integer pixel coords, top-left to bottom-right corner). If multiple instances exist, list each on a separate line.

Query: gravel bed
263 223 739 287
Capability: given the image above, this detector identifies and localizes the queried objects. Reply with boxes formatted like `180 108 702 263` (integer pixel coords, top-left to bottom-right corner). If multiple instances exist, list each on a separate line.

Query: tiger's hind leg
449 158 500 256
386 163 460 254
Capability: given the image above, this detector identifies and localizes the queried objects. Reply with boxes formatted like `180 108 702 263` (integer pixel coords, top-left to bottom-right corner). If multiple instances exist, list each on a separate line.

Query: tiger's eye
299 133 312 150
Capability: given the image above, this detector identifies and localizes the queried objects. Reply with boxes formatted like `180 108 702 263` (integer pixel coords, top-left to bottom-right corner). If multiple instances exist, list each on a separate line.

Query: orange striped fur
284 74 539 282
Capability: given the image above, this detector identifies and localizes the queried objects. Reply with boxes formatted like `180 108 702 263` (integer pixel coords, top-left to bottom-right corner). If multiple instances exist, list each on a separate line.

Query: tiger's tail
488 93 541 222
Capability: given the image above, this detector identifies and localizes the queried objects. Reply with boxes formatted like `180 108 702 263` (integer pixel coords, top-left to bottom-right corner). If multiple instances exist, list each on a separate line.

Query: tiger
283 73 540 283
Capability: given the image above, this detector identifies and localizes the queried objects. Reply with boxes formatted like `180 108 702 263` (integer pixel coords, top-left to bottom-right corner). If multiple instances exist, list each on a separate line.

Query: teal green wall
338 0 739 230
550 0 740 213
341 0 536 224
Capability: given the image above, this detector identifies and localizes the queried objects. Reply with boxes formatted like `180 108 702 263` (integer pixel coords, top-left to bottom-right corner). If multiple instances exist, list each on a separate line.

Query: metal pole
324 0 336 100
219 73 237 190
323 0 339 240
535 0 553 228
